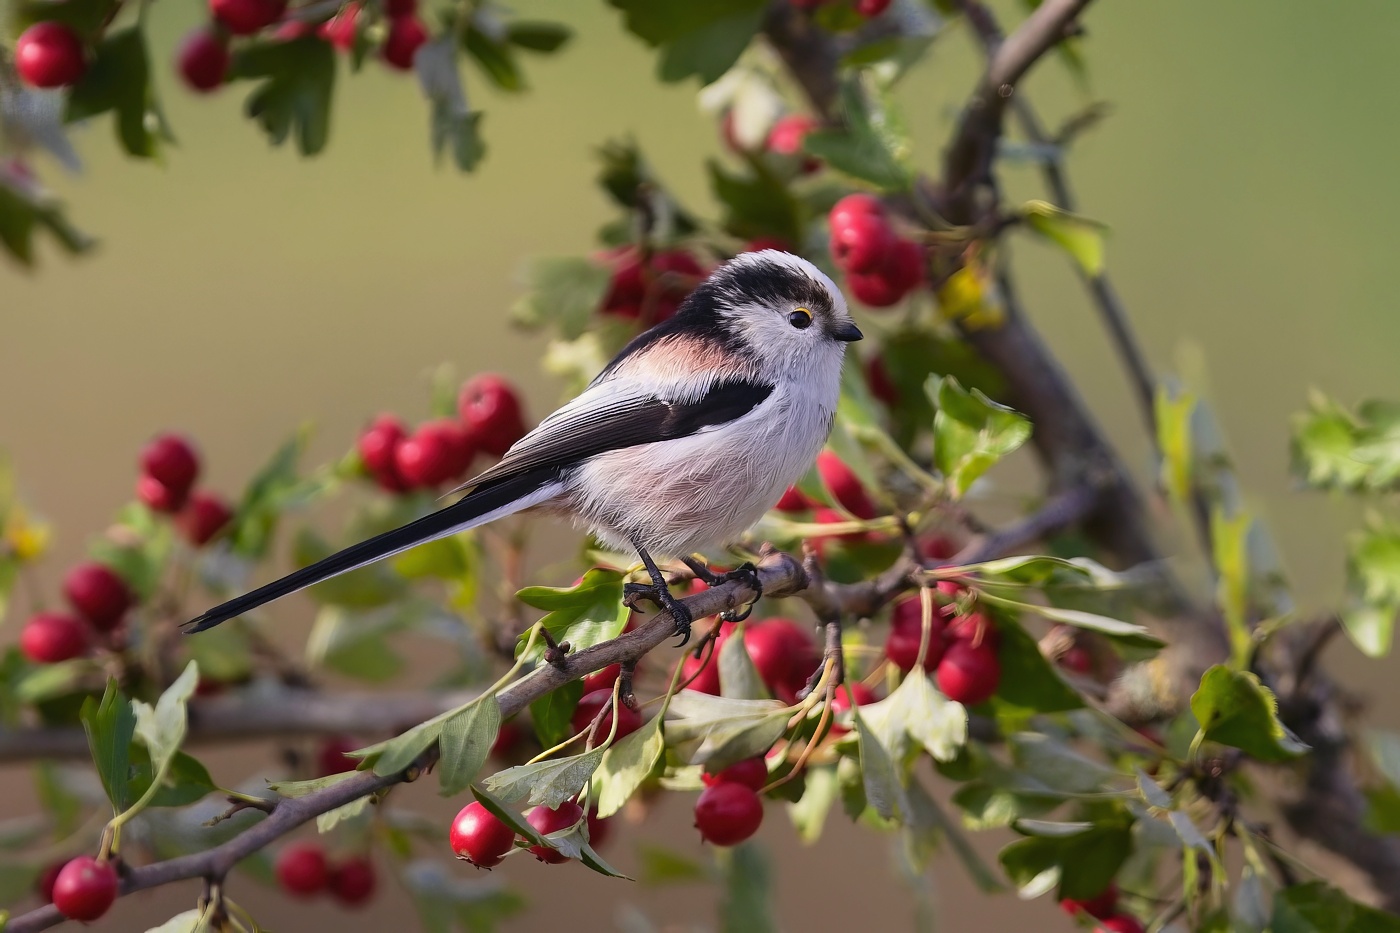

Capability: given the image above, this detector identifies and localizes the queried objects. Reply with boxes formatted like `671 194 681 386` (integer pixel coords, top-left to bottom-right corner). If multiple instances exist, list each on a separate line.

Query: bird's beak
829 320 863 342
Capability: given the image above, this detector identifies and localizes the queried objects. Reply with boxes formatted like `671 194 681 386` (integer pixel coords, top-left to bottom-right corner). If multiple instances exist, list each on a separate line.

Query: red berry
180 491 234 546
358 413 406 476
271 18 316 40
743 237 791 254
766 114 821 174
830 682 875 714
318 3 361 49
1059 644 1093 675
864 355 899 407
50 856 117 922
945 610 998 648
383 0 416 16
140 434 200 495
381 15 427 70
816 451 876 519
830 211 893 274
35 860 64 903
571 689 642 741
395 422 461 488
743 619 818 700
210 0 288 35
855 0 892 16
702 756 768 792
582 663 622 694
525 801 583 863
828 193 884 229
586 809 612 848
885 625 943 673
137 474 186 513
884 238 925 293
1061 882 1118 920
936 639 1001 704
21 612 91 664
681 646 722 695
275 842 329 896
694 782 764 846
601 249 646 317
847 266 904 308
177 27 230 92
328 856 376 906
14 23 86 89
450 802 516 868
459 374 527 457
317 735 359 776
774 485 812 513
63 562 132 631
921 535 957 561
1096 916 1144 933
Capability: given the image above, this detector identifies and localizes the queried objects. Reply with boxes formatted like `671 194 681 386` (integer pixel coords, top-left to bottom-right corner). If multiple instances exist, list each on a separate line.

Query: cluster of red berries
449 800 612 868
884 584 1003 705
598 247 706 323
721 112 822 175
39 856 118 921
356 374 527 493
828 194 925 308
274 842 377 907
772 451 883 551
695 757 767 846
1061 884 1142 933
137 434 235 546
19 561 132 664
681 616 820 705
791 0 892 16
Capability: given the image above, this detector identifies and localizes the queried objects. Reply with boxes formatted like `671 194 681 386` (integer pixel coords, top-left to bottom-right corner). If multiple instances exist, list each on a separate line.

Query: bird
184 249 862 641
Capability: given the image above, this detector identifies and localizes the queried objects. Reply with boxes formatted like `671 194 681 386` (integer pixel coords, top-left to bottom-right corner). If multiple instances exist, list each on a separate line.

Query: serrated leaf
65 28 162 158
1009 733 1116 795
1343 520 1400 657
1022 200 1106 276
232 37 336 156
80 680 135 814
227 428 319 560
719 625 769 700
851 704 904 822
0 175 93 267
802 72 912 191
930 375 1032 499
317 794 373 833
999 812 1132 901
981 594 1163 654
592 717 664 818
531 680 584 748
860 670 967 766
1271 881 1400 932
415 37 486 173
608 0 766 86
707 158 803 244
993 619 1084 714
665 693 789 769
463 26 524 91
1190 665 1309 762
515 569 628 664
132 662 198 772
504 21 573 52
483 746 607 809
438 696 502 797
129 749 216 808
1211 508 1254 664
269 770 358 798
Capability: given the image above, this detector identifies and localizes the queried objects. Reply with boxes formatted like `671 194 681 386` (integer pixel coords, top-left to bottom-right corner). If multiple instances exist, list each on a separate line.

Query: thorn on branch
540 629 570 670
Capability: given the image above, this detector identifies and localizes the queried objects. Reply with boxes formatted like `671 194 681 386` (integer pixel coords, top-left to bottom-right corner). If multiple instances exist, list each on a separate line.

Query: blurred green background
2 0 1398 929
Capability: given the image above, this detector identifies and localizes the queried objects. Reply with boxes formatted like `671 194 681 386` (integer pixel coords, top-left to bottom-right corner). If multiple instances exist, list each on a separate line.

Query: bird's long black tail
183 468 563 633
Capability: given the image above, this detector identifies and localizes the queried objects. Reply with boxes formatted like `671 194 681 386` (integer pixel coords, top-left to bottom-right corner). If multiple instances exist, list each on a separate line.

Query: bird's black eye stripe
788 308 813 329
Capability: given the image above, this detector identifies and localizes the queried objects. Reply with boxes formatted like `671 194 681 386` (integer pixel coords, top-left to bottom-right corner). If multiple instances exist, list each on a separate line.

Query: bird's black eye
788 307 813 329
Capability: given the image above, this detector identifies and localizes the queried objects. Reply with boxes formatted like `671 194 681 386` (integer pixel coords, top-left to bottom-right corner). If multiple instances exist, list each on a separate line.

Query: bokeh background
3 0 1399 929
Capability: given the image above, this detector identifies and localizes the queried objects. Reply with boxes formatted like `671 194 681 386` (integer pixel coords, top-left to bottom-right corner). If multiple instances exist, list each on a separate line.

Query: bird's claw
622 580 693 646
715 562 763 624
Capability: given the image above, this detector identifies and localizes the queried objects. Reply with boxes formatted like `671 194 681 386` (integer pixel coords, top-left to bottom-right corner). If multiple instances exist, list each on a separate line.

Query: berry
276 842 329 896
459 374 527 457
935 639 1001 705
830 211 893 274
319 3 361 49
694 782 763 846
210 0 288 35
865 355 899 407
1097 916 1145 933
317 736 359 776
702 756 768 792
137 474 186 513
681 646 722 695
744 619 819 701
180 491 234 546
582 663 621 694
885 625 944 673
601 248 646 317
774 485 812 513
945 610 998 648
921 535 957 561
177 28 230 92
1059 644 1094 675
525 801 583 863
586 809 612 849
383 0 416 16
382 15 427 69
829 682 875 714
395 421 467 488
450 802 516 868
1061 883 1118 920
14 23 86 89
847 267 903 308
855 0 892 16
828 193 884 230
357 413 406 480
63 562 132 631
140 434 200 496
816 451 876 519
766 114 820 174
21 612 91 664
884 238 925 292
328 856 376 906
571 689 642 741
50 856 117 922
35 860 64 903
743 237 791 254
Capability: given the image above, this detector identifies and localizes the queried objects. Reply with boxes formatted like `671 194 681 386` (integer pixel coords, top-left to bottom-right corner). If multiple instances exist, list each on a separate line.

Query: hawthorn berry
1097 916 1145 933
702 756 768 792
766 114 821 174
395 421 468 488
63 561 132 631
317 735 360 776
275 842 329 896
1059 644 1094 675
681 646 722 695
20 612 91 664
744 618 818 701
1060 882 1118 920
177 28 230 92
140 433 200 496
774 485 812 513
491 718 527 761
381 15 427 70
328 856 376 906
137 474 187 513
885 625 944 673
210 0 288 35
816 451 876 519
694 782 764 846
921 535 958 561
181 491 234 546
525 801 584 863
847 267 904 308
14 22 86 89
35 860 64 903
936 638 1001 705
450 801 516 868
319 3 361 50
50 856 117 922
459 374 527 457
582 663 622 694
571 689 642 741
945 610 998 648
830 211 893 275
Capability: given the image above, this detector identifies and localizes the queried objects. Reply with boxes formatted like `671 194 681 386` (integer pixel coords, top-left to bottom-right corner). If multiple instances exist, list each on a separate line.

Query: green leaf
719 625 769 700
10 0 121 36
132 661 199 772
637 844 709 884
859 670 967 766
993 618 1083 714
980 594 1163 655
438 696 502 797
227 427 319 560
296 527 408 608
719 842 777 933
304 604 409 683
1343 519 1400 657
65 27 162 158
787 765 837 843
469 783 547 846
392 534 471 581
1022 200 1106 276
608 0 766 85
129 749 217 808
592 717 664 818
1211 508 1254 664
231 37 336 156
0 177 94 267
906 775 1004 891
482 746 608 809
707 158 804 244
415 37 486 174
363 717 444 777
463 26 524 91
531 680 584 748
317 794 373 833
1156 384 1196 506
851 704 904 822
999 812 1133 901
504 21 573 53
1190 665 1309 762
1271 881 1400 932
802 72 913 191
1291 392 1400 494
930 375 1032 499
664 692 789 769
515 569 628 662
510 256 615 339
1008 733 1116 795
80 680 135 813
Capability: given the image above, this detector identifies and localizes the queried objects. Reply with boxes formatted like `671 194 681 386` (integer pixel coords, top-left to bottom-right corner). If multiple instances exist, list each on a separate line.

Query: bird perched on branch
185 250 862 641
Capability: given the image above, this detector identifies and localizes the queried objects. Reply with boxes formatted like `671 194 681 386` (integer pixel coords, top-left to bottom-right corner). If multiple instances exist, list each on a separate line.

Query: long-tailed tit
185 250 862 640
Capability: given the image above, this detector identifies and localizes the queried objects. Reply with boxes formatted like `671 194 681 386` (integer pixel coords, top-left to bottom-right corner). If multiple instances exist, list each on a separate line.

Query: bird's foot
622 581 694 647
681 557 763 624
